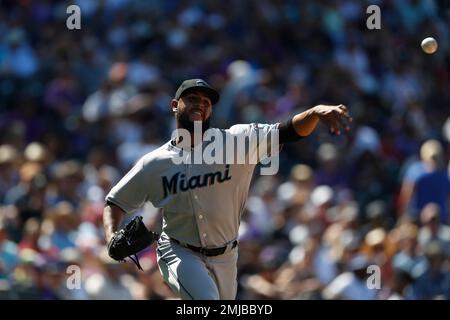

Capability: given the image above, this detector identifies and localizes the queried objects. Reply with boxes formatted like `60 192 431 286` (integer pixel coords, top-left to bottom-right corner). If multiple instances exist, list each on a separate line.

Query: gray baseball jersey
105 122 279 299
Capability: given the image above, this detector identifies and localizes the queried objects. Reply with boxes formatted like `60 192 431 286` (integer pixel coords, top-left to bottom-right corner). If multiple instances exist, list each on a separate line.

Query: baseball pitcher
103 79 352 300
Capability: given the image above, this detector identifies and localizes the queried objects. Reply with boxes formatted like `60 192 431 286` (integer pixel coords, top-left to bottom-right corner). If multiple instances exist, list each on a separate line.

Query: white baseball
421 37 438 54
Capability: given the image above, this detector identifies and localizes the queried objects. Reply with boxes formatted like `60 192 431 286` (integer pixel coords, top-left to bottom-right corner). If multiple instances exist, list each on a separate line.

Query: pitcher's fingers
337 115 351 131
329 119 340 135
338 106 352 120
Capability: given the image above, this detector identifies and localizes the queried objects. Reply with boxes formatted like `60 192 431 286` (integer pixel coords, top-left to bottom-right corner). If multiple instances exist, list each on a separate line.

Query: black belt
170 237 238 257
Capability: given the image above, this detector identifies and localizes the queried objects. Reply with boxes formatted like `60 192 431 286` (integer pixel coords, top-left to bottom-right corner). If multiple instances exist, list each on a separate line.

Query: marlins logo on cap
175 78 220 105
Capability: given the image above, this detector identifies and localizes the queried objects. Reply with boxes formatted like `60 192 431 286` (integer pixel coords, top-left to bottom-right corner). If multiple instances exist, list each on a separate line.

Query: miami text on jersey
162 165 231 197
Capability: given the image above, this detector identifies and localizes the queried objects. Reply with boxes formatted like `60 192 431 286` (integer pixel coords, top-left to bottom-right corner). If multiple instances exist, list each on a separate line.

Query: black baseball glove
107 216 159 270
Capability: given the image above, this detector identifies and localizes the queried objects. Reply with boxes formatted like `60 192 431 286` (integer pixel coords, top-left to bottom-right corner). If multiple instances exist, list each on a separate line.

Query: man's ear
171 99 178 113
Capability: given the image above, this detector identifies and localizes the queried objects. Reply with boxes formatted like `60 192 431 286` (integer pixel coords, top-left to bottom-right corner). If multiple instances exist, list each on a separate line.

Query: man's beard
176 109 211 133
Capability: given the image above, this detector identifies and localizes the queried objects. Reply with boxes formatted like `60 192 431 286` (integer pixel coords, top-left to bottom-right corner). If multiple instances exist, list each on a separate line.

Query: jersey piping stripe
157 248 195 300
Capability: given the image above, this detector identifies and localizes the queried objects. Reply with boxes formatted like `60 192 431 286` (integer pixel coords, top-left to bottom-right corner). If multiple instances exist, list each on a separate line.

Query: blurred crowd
1 0 450 300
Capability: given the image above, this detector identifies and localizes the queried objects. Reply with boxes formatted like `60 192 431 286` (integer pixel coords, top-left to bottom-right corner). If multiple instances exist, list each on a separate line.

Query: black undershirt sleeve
278 118 305 144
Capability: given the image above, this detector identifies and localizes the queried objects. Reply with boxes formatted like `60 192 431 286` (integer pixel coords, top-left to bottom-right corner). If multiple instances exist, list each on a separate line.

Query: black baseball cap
175 79 220 105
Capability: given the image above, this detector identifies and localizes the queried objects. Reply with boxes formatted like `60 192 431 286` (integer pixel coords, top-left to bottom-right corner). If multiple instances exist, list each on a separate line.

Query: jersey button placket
186 153 206 246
